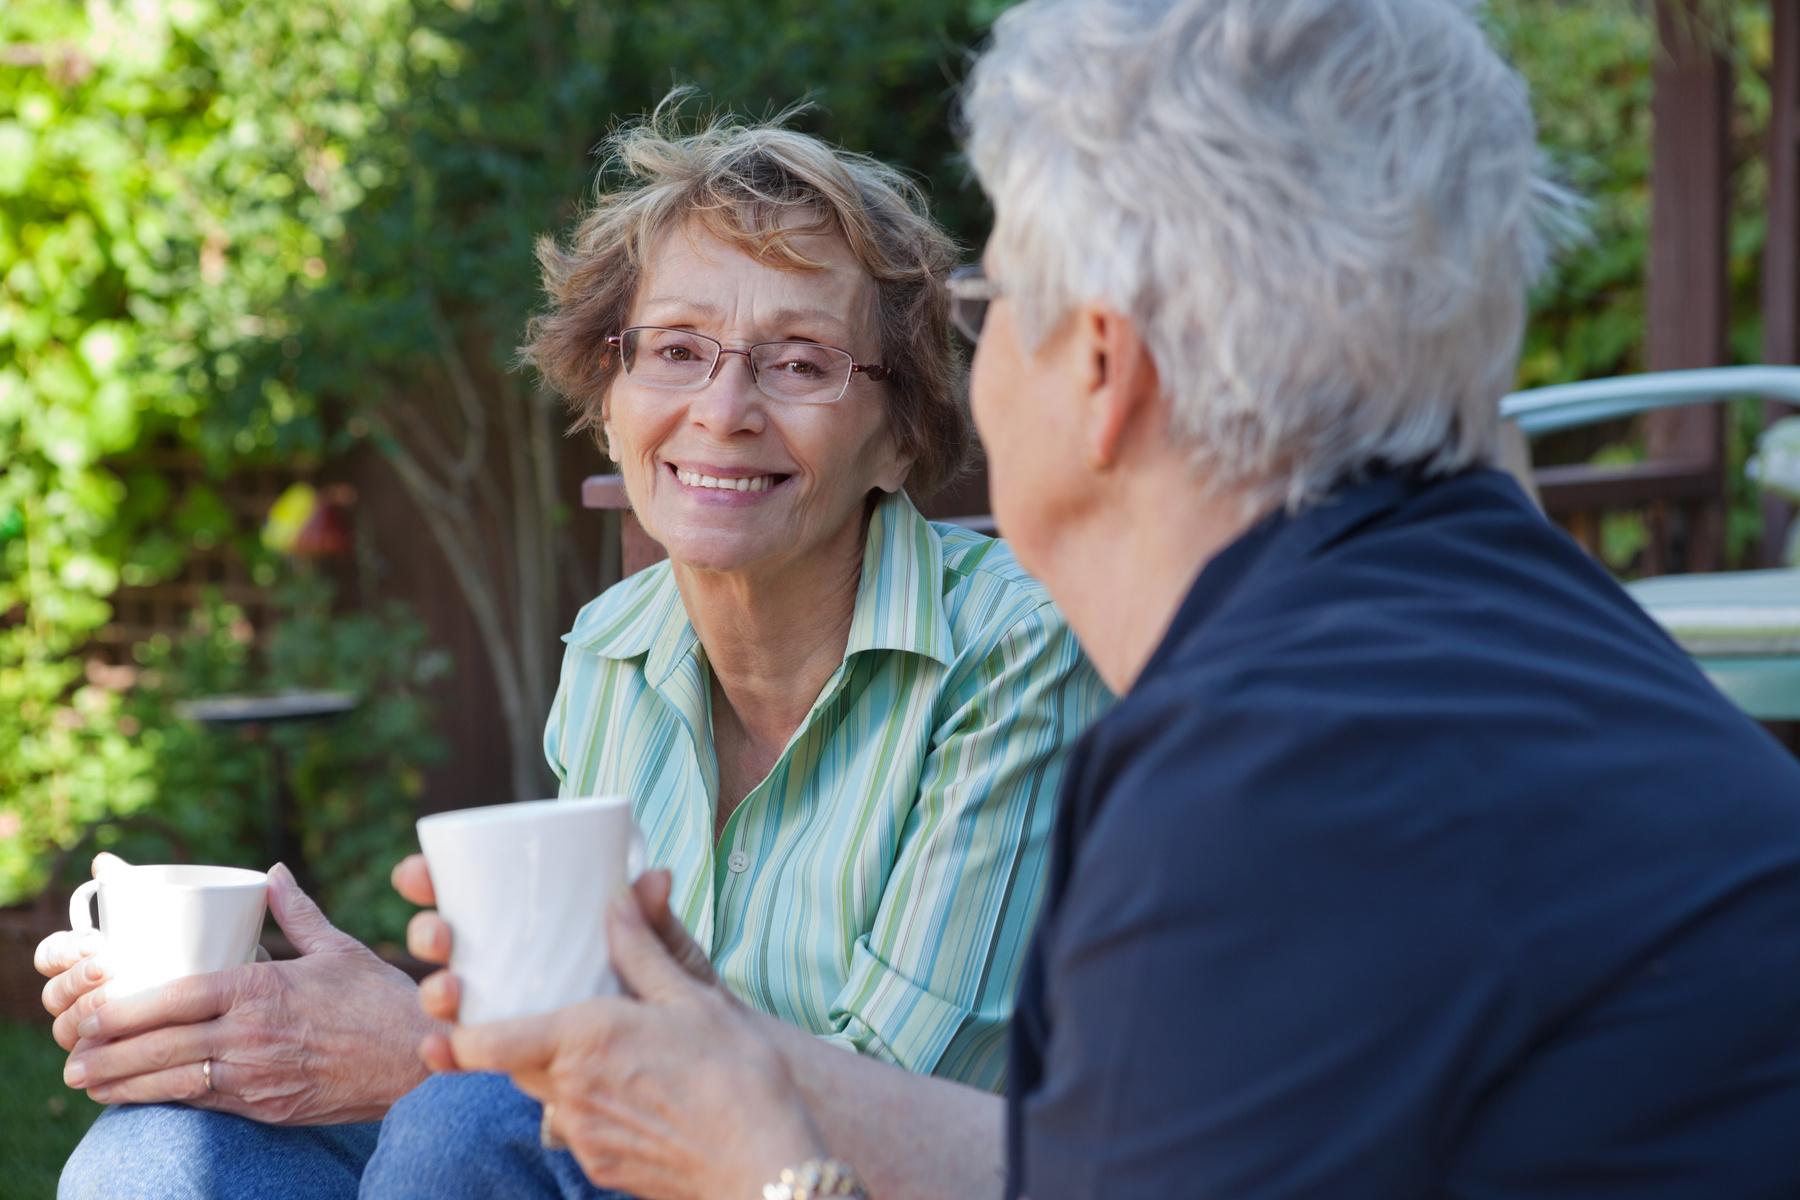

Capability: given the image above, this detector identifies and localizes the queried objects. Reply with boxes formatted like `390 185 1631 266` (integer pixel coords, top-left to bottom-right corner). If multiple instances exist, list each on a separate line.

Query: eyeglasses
606 327 891 405
948 264 1002 344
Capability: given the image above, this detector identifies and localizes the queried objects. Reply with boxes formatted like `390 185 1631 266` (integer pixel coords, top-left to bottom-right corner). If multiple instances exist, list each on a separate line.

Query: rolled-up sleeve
822 604 1110 1091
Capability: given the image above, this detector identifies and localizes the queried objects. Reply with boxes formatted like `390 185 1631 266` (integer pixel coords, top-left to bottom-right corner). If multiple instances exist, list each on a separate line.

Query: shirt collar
844 489 955 666
1135 469 1433 688
562 489 956 679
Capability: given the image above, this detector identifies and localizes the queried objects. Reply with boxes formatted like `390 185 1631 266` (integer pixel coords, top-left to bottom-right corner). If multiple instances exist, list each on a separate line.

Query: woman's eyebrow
759 306 849 332
635 296 724 321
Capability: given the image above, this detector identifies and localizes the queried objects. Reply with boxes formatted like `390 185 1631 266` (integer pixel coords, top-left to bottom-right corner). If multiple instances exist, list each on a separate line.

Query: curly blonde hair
521 103 970 497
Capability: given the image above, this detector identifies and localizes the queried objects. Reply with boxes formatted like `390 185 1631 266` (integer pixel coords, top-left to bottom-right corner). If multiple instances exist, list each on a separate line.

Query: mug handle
69 879 102 938
628 824 649 882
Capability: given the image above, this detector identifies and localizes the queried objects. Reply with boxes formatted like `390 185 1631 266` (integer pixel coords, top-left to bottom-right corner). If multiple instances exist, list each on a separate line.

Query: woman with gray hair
436 0 1800 1197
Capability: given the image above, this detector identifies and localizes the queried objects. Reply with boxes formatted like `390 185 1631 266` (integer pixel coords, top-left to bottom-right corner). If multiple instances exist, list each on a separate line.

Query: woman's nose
689 353 766 433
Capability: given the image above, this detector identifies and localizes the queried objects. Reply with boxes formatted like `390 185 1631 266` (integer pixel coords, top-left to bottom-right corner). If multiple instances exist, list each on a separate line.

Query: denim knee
363 1072 631 1200
60 1102 379 1200
362 1072 560 1200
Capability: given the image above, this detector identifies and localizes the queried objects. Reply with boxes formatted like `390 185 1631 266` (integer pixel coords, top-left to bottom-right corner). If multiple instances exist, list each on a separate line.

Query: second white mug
417 795 646 1025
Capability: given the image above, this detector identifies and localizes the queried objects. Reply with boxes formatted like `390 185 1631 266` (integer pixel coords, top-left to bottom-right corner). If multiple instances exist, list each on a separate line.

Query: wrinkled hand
445 886 824 1200
52 861 444 1124
392 857 716 1027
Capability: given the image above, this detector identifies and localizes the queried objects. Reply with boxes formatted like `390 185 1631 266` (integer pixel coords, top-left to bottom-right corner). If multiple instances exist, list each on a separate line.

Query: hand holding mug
445 884 824 1199
42 859 443 1124
401 863 721 1041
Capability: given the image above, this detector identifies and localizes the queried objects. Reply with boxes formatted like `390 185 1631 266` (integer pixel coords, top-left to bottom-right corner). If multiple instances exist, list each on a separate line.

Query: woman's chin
660 531 786 577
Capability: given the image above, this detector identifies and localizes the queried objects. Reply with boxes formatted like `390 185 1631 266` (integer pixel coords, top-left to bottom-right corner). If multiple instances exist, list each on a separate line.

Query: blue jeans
59 1073 625 1200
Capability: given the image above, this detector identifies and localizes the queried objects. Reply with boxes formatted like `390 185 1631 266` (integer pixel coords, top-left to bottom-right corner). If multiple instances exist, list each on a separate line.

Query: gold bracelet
761 1158 869 1200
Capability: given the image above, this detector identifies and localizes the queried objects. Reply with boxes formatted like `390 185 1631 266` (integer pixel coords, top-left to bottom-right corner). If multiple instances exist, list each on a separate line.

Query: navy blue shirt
1007 469 1800 1199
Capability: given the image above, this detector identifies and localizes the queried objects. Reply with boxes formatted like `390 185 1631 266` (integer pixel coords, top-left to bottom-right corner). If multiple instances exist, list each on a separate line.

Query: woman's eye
776 360 816 375
661 347 691 361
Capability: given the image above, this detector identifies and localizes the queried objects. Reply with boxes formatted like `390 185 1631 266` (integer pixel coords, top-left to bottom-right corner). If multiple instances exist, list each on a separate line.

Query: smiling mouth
672 466 787 493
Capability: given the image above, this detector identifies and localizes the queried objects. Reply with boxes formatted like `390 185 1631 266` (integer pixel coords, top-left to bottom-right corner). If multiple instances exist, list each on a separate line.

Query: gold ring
202 1059 213 1093
539 1106 566 1151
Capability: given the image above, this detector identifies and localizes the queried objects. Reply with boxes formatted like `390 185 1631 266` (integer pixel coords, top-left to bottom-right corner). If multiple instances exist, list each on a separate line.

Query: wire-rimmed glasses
606 327 892 405
948 264 1002 344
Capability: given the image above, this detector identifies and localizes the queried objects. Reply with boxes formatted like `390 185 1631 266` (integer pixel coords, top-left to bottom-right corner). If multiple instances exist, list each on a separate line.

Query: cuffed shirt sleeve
824 605 1109 1090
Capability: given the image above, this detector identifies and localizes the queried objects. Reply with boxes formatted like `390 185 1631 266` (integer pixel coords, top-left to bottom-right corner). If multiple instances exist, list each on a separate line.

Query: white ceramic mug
417 796 647 1025
69 864 269 1000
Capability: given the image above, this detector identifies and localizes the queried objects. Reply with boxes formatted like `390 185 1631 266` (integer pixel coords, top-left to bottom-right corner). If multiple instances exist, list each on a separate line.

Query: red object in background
292 491 353 558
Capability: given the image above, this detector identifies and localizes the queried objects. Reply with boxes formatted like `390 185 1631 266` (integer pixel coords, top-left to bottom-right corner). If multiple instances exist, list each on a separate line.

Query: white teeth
675 468 776 492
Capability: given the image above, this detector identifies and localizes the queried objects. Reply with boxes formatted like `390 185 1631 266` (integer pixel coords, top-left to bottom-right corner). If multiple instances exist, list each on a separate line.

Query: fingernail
269 862 293 885
90 1086 112 1103
82 959 107 984
77 1013 101 1040
64 1061 86 1087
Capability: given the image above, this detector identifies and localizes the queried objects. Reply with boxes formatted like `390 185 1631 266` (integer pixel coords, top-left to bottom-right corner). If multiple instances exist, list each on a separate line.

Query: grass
0 1020 102 1200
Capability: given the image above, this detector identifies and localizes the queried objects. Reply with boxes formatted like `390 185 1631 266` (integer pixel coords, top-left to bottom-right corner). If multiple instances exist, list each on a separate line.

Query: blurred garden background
0 0 1788 1193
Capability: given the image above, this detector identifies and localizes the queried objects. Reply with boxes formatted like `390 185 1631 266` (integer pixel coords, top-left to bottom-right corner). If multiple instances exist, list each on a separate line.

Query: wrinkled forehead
635 214 880 339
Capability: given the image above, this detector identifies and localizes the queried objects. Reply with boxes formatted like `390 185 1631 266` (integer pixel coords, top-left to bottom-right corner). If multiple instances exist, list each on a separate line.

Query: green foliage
104 578 449 944
1488 0 1655 388
0 1018 104 1200
261 581 450 943
0 0 424 905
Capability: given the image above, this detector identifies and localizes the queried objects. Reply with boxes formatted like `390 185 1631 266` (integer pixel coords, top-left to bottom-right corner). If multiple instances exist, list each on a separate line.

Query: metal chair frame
1500 366 1800 719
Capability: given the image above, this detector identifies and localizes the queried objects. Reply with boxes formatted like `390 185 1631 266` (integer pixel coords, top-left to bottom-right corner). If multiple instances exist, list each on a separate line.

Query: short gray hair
962 0 1579 513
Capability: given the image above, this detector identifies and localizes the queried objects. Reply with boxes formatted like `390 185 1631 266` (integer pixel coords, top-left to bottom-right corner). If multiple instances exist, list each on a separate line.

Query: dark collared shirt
1007 470 1800 1199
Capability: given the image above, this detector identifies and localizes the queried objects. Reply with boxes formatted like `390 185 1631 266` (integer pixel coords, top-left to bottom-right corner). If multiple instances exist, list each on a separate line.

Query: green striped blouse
544 490 1110 1092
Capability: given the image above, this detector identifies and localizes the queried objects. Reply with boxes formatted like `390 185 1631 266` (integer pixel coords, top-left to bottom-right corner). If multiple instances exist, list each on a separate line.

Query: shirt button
727 850 750 874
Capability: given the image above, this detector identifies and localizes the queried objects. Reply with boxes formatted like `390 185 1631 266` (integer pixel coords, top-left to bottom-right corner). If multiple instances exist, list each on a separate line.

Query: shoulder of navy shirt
1007 467 1800 1200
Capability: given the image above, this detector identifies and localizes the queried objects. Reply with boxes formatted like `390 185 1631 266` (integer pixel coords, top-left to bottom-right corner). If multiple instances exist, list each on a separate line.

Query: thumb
267 863 356 956
92 852 130 878
607 887 704 1004
632 869 717 986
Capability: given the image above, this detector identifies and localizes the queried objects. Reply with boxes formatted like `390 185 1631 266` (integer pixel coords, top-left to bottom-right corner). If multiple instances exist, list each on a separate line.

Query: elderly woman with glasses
44 114 1108 1200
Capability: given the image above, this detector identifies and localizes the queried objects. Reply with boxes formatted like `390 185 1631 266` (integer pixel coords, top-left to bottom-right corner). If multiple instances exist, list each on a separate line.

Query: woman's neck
673 505 870 835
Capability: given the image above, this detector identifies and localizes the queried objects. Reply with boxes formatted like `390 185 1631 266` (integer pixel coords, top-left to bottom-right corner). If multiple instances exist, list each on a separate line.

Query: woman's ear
1082 306 1161 473
870 436 916 495
594 384 618 462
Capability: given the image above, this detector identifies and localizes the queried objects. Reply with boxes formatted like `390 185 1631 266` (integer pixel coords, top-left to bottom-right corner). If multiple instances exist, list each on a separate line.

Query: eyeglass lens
950 298 989 344
618 328 854 404
947 265 995 344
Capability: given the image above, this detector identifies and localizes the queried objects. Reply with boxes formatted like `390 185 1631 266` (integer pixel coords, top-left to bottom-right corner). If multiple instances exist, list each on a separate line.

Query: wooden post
581 474 669 578
1765 0 1800 565
1647 0 1731 573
